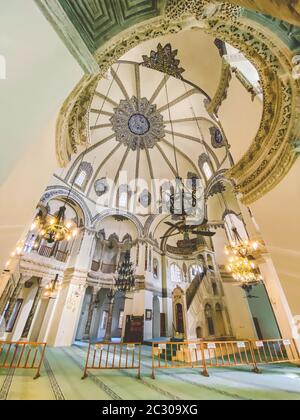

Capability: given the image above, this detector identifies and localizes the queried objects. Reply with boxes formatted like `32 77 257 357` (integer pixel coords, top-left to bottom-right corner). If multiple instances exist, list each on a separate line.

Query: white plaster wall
0 0 83 271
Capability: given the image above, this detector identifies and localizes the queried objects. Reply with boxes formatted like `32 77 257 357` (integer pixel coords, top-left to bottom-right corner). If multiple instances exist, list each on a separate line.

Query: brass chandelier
33 205 78 244
225 227 263 285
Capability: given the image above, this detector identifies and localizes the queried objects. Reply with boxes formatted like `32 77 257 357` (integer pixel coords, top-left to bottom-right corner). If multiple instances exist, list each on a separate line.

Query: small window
75 170 86 188
203 162 213 180
101 310 108 330
170 264 182 283
119 192 128 208
118 310 125 329
212 281 218 296
189 265 204 280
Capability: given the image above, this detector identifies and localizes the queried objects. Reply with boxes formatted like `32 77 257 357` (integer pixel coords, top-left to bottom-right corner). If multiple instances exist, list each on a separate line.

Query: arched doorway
175 303 184 335
205 304 215 337
152 296 160 339
196 326 203 339
215 303 226 337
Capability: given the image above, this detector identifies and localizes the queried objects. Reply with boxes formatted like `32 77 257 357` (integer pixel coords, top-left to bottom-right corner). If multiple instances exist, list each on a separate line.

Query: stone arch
92 210 144 239
56 6 300 206
40 185 93 228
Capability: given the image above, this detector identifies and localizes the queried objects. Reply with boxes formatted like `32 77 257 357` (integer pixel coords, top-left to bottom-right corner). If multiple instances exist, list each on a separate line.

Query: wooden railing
37 246 68 263
151 338 300 379
0 341 47 379
82 342 142 379
38 245 52 258
56 250 68 263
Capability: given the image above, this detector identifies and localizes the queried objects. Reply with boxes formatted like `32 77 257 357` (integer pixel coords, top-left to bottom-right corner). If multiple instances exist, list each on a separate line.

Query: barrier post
248 341 261 374
200 341 209 377
82 342 91 380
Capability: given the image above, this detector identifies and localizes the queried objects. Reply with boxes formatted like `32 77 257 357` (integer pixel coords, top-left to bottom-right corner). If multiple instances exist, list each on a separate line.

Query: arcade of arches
1 0 300 401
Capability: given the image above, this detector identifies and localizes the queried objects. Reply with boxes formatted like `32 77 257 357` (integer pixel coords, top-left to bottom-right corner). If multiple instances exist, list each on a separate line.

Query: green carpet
0 344 300 400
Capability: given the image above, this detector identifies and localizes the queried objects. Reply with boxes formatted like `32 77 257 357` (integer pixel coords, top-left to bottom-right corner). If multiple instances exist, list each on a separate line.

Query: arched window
73 162 93 191
189 264 204 281
170 263 182 283
117 185 132 209
198 154 214 182
203 162 213 180
212 280 218 296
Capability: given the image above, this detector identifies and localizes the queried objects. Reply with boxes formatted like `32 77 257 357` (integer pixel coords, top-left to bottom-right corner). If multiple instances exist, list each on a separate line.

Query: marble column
83 288 99 340
104 291 115 342
0 276 14 317
4 277 24 325
21 286 43 339
46 229 95 347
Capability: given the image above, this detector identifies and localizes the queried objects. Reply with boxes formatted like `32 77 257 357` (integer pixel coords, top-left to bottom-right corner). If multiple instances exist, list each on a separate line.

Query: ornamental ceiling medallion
142 43 185 80
110 96 165 150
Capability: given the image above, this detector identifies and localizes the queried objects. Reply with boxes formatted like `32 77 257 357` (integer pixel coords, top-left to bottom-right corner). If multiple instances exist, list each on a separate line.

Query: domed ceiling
62 56 232 214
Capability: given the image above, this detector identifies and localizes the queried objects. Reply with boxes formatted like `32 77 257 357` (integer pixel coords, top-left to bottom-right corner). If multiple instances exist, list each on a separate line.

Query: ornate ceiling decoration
142 43 185 79
56 0 166 54
110 96 165 150
54 0 300 206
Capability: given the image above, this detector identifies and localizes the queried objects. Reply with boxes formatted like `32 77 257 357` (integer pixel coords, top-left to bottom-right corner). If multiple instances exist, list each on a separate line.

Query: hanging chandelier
44 275 62 298
115 251 136 293
39 205 78 244
225 228 263 285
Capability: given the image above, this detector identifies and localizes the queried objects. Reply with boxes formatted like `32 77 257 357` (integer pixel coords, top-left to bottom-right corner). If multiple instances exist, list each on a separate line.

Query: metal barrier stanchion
250 338 300 370
82 342 142 380
0 341 47 379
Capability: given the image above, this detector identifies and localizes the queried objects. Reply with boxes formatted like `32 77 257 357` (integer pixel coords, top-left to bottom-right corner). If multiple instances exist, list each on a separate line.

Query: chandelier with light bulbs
44 275 62 298
33 205 78 244
225 228 263 285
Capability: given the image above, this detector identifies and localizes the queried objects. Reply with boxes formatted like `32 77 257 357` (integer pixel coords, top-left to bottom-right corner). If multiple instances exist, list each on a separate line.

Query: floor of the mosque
0 344 300 400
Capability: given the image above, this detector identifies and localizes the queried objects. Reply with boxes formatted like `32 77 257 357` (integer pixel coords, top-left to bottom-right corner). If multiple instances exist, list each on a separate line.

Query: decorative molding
57 0 166 53
206 58 232 115
141 43 185 79
41 185 93 227
55 2 300 205
92 209 144 238
209 126 226 148
110 96 165 150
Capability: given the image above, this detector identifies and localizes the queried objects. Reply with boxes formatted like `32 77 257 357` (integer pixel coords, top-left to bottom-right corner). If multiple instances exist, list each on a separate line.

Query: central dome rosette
110 96 165 151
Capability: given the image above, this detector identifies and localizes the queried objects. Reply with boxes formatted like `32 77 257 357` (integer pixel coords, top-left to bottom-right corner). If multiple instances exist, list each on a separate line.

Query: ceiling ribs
149 75 170 104
113 146 131 187
155 143 178 177
65 134 115 182
164 117 212 125
94 91 118 108
165 130 220 169
90 109 114 117
158 88 198 113
145 147 158 207
161 138 202 179
135 64 141 100
90 123 113 131
111 67 130 101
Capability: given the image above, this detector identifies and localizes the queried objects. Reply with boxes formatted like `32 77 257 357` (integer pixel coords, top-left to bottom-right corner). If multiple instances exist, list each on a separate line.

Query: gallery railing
82 342 142 380
0 341 47 379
